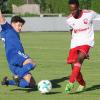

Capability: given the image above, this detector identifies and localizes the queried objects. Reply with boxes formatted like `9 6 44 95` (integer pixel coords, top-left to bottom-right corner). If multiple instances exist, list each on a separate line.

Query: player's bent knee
23 59 31 65
23 59 36 69
15 59 36 78
15 63 36 78
25 63 36 71
23 59 36 68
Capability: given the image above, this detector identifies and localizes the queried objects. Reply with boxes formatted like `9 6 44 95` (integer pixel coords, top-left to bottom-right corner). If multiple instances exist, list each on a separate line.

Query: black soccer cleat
1 76 9 86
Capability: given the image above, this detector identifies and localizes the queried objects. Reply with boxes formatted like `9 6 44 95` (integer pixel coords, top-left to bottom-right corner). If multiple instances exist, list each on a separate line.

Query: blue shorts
7 51 30 75
8 50 30 66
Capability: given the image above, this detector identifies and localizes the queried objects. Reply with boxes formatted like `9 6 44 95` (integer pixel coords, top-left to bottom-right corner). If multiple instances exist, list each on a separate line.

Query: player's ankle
13 75 20 86
65 81 74 93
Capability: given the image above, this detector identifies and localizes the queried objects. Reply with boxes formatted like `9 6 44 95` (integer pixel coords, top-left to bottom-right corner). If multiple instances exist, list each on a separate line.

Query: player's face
11 22 23 32
69 4 79 14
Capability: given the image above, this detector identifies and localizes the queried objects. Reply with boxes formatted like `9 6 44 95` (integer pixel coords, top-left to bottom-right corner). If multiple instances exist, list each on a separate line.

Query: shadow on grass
10 86 38 93
10 76 69 93
85 84 100 92
45 92 62 95
70 84 100 94
50 76 69 88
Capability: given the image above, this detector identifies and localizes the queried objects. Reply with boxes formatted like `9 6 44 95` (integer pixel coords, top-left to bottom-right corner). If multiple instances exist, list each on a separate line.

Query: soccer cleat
65 82 74 93
1 76 9 86
76 85 85 92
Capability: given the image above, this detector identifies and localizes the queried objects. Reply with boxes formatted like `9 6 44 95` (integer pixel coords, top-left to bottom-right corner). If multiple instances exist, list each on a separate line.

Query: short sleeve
66 19 73 31
1 22 12 31
91 10 99 20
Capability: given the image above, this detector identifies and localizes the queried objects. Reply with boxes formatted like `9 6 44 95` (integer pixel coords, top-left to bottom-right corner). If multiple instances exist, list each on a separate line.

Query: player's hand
0 9 6 25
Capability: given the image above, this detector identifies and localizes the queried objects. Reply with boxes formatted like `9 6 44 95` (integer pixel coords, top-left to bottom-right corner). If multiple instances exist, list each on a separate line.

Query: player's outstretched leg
1 76 18 86
1 75 36 89
1 59 36 89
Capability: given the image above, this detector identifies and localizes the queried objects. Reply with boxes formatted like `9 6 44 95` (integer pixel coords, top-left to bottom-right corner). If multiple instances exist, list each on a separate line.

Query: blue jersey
0 22 25 64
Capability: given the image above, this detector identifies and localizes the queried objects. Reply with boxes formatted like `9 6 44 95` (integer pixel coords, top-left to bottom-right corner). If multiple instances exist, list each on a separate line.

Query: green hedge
1 0 100 14
40 0 100 15
91 0 100 13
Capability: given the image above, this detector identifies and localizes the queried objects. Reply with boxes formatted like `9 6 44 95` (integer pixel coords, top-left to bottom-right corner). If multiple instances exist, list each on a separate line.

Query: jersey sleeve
91 10 99 20
66 19 73 31
1 22 12 31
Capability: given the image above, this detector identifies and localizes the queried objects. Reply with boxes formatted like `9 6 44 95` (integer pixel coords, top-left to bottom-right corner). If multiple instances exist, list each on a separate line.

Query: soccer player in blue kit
0 10 36 88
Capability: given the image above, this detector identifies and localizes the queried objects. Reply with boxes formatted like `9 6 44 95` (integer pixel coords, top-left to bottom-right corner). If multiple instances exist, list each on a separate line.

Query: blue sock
19 79 30 88
15 63 36 78
8 80 16 85
7 79 30 88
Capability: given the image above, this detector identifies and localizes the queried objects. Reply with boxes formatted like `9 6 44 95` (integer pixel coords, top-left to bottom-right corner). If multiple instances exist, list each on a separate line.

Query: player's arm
91 10 100 20
66 19 73 35
94 13 100 20
0 10 6 25
0 10 11 31
0 10 5 38
94 11 100 18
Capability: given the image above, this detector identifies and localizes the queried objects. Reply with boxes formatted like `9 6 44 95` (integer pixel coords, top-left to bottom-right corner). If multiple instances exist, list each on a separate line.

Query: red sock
76 72 86 86
69 62 81 83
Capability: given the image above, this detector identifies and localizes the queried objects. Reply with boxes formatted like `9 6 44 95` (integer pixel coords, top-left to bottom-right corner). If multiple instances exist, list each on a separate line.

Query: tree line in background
0 0 100 15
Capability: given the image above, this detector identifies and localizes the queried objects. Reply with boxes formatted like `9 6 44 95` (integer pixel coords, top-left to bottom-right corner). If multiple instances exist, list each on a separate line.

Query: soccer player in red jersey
65 0 99 93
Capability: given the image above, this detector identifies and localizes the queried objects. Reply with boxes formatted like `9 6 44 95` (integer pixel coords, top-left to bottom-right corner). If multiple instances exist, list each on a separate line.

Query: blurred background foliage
0 0 100 15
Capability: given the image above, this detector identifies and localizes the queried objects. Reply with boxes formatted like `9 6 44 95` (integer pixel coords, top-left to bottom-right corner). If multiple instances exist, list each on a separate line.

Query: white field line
24 46 67 50
0 59 100 63
1 45 100 51
0 47 100 63
24 46 100 52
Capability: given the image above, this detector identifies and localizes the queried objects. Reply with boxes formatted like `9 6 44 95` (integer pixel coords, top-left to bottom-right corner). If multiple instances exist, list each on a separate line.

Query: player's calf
23 73 36 88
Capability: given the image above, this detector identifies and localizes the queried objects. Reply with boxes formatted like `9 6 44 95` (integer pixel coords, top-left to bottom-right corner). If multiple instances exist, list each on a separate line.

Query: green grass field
0 31 100 100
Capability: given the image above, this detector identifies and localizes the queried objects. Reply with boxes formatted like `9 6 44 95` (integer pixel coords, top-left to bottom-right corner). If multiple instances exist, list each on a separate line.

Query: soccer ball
38 80 52 94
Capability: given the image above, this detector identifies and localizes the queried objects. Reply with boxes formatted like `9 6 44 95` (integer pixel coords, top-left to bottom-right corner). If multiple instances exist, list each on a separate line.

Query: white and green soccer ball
38 80 52 94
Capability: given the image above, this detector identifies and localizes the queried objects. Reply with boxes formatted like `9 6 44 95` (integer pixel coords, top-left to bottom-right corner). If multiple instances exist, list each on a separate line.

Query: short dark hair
68 0 79 6
11 16 25 25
